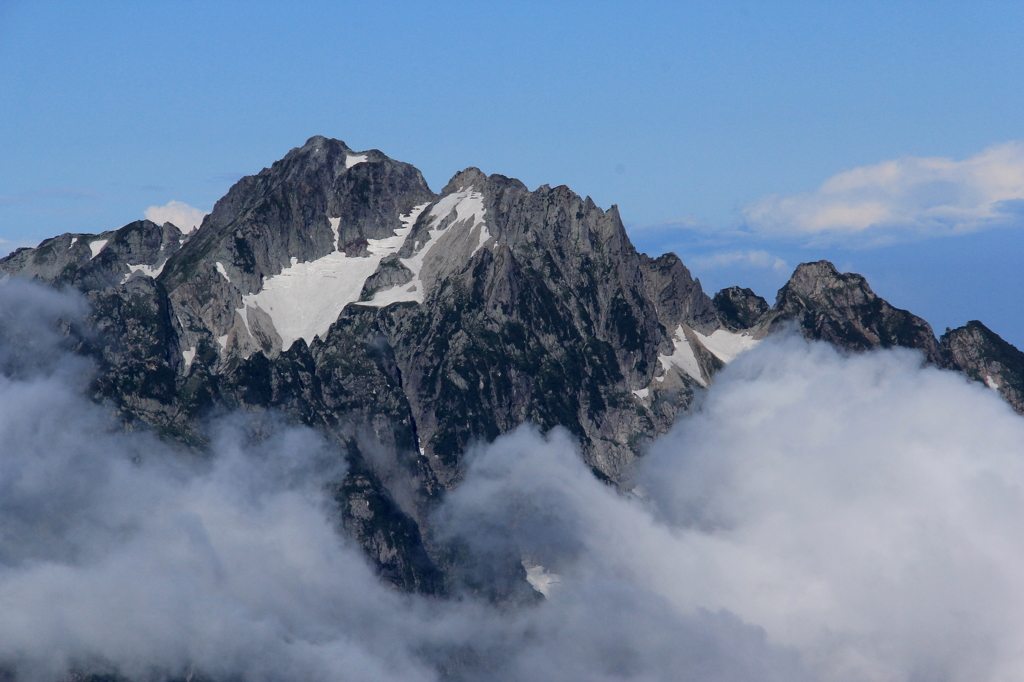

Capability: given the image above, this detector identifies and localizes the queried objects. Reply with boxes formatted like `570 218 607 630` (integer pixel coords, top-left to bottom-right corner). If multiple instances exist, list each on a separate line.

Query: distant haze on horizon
2 1 1023 346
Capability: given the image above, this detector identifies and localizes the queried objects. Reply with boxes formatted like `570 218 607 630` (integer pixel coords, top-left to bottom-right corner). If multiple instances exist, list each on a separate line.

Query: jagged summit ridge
758 260 943 363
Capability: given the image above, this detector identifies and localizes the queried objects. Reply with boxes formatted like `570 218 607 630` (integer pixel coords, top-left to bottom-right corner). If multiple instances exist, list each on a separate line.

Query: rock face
3 136 1022 597
713 286 769 330
941 321 1024 412
1 219 182 289
760 260 944 363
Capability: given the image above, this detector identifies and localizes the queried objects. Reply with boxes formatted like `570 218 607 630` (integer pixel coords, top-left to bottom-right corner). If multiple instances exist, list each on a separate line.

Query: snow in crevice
234 192 489 351
658 325 706 387
182 347 196 369
358 189 490 308
216 334 229 351
632 387 650 399
89 239 108 259
215 262 231 283
657 327 761 389
328 217 341 250
345 154 368 169
69 237 78 249
237 204 431 351
120 260 167 284
692 328 760 363
238 253 381 351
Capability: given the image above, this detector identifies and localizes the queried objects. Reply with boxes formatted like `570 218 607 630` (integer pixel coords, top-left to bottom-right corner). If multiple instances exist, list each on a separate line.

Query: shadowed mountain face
3 136 1022 598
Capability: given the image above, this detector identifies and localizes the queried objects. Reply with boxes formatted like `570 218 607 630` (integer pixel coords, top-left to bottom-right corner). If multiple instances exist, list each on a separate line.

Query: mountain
3 135 1022 597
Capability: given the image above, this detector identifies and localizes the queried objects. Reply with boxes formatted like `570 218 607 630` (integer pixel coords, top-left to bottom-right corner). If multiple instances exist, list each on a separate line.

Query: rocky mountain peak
639 252 718 335
157 137 436 360
764 259 942 362
775 260 871 306
440 167 494 195
940 321 1024 412
3 137 1024 604
713 286 769 331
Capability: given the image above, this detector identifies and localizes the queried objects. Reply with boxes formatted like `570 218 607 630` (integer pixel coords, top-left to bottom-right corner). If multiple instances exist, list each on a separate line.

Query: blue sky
3 1 1024 346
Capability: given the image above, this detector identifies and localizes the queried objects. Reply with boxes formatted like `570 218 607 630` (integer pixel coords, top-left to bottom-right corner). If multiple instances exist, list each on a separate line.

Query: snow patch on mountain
120 260 167 284
239 254 380 350
89 239 108 259
522 561 561 598
659 326 706 387
216 262 231 283
242 189 491 342
359 189 489 307
345 154 368 169
693 329 760 363
238 203 431 349
328 217 341 250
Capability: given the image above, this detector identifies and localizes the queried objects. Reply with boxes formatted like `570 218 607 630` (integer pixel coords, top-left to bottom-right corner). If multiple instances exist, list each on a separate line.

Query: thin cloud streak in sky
688 249 789 273
742 141 1024 241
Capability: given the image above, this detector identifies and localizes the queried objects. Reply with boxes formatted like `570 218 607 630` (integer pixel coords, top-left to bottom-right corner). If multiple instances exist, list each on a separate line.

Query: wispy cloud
144 200 208 233
741 141 1024 242
628 215 710 232
689 249 789 273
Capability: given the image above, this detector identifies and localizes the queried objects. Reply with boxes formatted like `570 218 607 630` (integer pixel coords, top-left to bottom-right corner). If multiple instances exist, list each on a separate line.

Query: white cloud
742 141 1024 240
144 200 208 233
0 281 811 682
637 338 1024 682
451 337 1024 681
689 249 789 272
8 279 1024 681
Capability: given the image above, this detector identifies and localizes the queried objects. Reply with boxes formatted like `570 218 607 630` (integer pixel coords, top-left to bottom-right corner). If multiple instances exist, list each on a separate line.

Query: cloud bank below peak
740 141 1024 243
5 280 1024 681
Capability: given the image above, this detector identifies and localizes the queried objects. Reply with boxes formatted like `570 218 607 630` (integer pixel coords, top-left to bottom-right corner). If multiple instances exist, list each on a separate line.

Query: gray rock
941 321 1024 414
0 219 182 291
713 286 769 330
639 252 720 335
159 135 436 363
760 260 943 363
360 254 414 301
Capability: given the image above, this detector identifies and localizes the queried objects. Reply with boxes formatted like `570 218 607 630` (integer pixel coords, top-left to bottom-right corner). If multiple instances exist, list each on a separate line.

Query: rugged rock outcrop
161 135 436 363
941 320 1024 412
760 260 944 363
1 219 182 289
713 286 769 330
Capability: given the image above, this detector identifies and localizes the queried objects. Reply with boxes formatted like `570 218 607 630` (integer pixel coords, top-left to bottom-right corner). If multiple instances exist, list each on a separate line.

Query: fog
2 280 1024 681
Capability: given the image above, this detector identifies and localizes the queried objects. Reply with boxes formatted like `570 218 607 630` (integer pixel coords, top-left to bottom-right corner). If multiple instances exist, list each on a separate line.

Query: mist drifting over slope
1 280 1024 682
